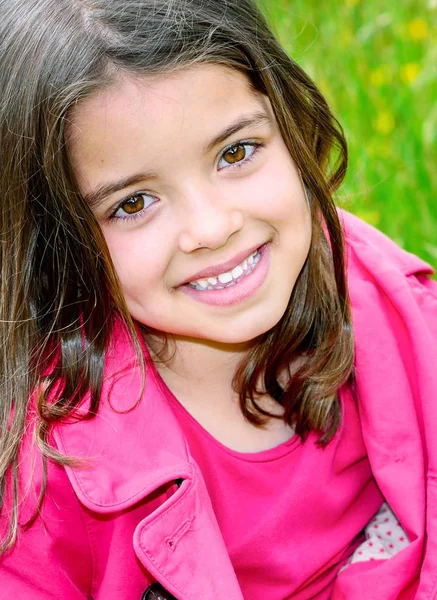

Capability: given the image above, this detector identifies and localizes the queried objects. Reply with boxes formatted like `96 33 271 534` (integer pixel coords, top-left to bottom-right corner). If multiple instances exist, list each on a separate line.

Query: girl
1 0 436 598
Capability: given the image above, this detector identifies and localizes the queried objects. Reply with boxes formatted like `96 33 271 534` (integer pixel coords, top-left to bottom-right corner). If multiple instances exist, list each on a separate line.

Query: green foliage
260 0 437 269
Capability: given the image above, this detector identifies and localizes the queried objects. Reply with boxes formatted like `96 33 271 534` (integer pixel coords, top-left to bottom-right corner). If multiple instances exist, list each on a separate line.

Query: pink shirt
166 383 384 599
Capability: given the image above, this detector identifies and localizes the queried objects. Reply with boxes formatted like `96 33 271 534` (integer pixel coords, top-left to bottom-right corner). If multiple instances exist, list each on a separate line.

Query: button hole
165 515 195 552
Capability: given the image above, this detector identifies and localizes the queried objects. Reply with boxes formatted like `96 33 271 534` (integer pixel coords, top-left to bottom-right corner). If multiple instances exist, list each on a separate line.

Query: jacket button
142 583 177 600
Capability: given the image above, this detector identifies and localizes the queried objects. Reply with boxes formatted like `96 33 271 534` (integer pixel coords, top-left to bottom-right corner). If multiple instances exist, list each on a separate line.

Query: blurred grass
259 0 437 270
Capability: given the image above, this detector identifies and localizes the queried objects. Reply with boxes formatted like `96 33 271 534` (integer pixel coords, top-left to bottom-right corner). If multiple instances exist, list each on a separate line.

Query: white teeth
188 249 261 289
232 265 244 279
218 272 233 284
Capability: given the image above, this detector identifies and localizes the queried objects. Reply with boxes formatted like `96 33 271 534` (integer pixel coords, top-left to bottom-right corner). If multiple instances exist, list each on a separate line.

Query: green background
261 0 436 270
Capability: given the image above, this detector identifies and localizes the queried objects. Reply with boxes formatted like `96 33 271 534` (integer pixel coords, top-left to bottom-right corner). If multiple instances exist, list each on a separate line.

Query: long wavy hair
0 0 353 551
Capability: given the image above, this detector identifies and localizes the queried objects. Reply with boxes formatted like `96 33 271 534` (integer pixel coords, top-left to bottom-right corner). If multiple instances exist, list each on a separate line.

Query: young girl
1 1 436 598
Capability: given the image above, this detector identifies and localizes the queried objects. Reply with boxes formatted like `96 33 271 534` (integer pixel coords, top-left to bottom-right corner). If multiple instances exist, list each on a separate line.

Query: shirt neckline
168 391 302 462
147 358 301 463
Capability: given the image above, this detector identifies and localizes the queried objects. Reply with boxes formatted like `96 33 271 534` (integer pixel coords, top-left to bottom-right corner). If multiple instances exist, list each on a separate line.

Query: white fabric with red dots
348 502 410 565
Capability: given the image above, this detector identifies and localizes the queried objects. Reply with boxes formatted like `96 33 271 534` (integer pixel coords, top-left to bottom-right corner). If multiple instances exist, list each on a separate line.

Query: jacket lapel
134 462 244 599
53 322 244 599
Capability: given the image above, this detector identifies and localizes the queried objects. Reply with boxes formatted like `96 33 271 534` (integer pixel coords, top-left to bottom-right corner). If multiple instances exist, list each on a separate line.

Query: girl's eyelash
107 140 264 223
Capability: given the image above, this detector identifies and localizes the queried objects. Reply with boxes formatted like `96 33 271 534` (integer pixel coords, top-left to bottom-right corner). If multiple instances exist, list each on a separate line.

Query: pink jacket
1 210 437 600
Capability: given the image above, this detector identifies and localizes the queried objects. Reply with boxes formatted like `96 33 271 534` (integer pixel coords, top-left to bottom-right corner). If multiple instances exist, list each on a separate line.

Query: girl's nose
177 186 244 253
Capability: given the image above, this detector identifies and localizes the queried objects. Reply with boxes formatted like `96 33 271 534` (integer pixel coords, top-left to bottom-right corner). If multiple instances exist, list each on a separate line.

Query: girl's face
69 64 311 345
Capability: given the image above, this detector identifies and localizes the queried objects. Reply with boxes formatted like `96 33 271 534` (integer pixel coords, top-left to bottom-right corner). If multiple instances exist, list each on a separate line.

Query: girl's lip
178 243 270 307
181 242 264 284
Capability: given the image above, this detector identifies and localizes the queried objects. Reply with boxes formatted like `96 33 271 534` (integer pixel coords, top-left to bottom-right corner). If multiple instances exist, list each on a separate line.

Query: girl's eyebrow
84 111 272 210
84 172 159 210
203 111 272 154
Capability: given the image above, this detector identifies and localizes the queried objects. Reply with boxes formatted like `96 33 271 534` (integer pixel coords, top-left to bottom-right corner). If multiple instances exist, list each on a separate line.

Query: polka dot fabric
348 503 410 565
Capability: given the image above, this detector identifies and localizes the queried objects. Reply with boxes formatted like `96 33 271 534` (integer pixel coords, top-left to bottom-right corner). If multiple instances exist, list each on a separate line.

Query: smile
180 244 270 308
188 249 261 291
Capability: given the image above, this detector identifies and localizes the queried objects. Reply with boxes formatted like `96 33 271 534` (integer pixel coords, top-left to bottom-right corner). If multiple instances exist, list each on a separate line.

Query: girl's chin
135 308 286 347
147 327 268 348
175 322 277 346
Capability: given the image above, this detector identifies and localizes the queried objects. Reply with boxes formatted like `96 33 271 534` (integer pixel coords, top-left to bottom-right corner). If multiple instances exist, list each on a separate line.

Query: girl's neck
145 332 293 452
146 333 253 401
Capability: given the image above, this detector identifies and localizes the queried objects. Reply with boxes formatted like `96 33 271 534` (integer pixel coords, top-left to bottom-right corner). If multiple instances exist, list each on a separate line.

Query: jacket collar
53 324 245 599
53 323 192 513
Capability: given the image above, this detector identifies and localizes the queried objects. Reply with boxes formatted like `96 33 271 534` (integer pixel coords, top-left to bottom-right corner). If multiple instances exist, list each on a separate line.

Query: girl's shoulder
338 209 437 326
338 208 434 281
338 209 437 350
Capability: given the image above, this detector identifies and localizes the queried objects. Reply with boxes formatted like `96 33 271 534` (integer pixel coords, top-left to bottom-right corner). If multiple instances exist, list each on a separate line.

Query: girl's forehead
67 63 272 170
71 64 263 127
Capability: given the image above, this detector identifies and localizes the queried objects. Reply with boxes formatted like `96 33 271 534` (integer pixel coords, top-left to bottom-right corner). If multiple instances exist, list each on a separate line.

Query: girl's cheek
103 228 162 274
242 163 305 221
107 224 182 297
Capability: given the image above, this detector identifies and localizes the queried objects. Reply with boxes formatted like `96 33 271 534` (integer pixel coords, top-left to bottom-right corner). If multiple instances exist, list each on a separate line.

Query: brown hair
0 0 352 550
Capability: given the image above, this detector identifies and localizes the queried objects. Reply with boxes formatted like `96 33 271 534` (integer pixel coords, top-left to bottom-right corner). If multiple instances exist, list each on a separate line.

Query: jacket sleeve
333 221 437 599
406 272 437 600
0 429 93 599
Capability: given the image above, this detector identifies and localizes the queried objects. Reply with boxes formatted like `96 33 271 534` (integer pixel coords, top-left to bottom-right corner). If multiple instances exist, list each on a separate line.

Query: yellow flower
340 27 354 45
370 66 392 87
407 18 428 40
400 63 421 84
346 0 360 6
370 68 385 87
374 111 395 135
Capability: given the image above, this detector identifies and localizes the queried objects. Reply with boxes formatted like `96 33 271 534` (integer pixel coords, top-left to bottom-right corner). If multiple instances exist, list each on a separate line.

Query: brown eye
112 192 157 220
222 144 246 164
217 142 260 171
121 195 145 214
